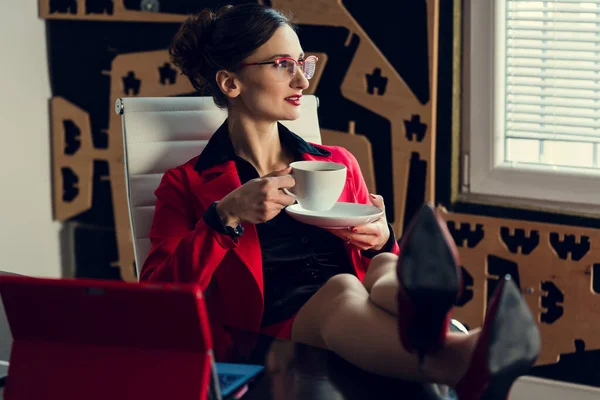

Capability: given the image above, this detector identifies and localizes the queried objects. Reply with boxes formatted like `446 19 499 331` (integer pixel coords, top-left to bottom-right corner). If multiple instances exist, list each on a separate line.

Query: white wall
0 2 62 277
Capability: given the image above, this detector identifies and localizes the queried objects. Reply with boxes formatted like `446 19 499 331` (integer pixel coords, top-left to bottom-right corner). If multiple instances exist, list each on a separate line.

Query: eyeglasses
239 55 319 81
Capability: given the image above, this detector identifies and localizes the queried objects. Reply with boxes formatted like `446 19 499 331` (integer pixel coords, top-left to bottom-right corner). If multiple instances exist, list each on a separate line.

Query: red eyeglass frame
239 55 319 78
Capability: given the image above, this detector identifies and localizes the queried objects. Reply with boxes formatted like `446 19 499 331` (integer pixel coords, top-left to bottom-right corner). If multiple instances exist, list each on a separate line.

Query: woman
141 4 540 398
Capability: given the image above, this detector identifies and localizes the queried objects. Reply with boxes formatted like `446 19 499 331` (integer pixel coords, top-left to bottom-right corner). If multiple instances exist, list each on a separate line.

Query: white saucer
286 202 384 229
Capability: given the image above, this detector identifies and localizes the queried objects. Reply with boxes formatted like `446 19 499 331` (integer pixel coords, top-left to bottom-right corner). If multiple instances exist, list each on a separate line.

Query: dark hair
169 4 294 108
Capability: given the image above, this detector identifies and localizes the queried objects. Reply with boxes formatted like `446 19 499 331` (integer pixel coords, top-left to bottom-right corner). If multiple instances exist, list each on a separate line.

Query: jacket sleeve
139 168 237 289
343 148 400 265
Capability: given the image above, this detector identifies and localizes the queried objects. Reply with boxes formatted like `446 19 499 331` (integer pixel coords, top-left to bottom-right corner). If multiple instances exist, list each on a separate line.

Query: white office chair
116 95 322 278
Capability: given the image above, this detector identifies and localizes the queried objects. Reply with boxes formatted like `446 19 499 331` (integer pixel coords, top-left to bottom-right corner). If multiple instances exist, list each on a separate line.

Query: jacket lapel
192 161 239 210
191 161 265 301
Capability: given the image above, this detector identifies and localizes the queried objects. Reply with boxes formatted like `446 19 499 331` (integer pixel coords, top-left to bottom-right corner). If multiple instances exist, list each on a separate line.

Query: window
463 0 600 210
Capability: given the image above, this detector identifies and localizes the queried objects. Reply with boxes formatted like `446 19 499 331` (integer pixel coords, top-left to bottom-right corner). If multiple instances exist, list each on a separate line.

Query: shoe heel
396 203 462 357
401 285 458 355
456 276 541 400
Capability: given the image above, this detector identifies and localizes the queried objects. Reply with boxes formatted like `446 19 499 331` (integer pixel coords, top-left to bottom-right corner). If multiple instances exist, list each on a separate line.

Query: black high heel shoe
396 203 463 361
454 275 541 400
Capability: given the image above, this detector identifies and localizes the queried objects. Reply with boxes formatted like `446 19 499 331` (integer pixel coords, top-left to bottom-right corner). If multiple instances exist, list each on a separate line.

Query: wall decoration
42 0 186 22
442 207 600 366
51 97 97 221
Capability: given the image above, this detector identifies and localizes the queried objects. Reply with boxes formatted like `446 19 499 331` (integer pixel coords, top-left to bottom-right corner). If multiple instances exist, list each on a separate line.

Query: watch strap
203 201 244 242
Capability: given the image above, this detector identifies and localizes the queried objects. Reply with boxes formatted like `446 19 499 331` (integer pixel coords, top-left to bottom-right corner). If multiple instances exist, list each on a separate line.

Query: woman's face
234 25 311 122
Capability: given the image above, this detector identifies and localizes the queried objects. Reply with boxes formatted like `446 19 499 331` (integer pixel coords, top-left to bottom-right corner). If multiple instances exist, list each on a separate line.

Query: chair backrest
117 95 322 277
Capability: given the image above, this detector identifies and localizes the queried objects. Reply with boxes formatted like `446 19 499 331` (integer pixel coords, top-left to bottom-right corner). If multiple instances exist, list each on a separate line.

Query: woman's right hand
216 167 296 227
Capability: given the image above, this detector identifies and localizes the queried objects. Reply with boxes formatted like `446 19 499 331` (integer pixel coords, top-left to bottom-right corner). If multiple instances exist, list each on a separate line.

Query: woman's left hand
328 193 390 251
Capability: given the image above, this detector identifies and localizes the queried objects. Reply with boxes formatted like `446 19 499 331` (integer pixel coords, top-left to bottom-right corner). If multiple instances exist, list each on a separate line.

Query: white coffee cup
283 161 347 211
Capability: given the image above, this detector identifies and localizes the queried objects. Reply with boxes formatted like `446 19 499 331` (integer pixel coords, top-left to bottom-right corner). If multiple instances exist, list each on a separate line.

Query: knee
318 275 367 318
293 274 365 347
363 252 398 290
323 274 365 299
370 276 398 308
370 252 399 271
319 277 368 347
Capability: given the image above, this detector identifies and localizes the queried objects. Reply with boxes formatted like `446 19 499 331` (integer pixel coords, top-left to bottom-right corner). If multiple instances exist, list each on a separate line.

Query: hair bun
169 9 219 90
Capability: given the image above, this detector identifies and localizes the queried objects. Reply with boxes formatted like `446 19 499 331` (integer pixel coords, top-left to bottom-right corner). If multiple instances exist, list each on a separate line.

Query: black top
197 122 395 327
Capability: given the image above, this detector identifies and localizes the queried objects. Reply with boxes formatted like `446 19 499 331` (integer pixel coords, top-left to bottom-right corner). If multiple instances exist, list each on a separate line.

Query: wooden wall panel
442 207 600 365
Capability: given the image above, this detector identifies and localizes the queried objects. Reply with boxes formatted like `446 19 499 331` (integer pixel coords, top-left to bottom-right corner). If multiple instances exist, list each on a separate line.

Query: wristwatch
203 201 244 242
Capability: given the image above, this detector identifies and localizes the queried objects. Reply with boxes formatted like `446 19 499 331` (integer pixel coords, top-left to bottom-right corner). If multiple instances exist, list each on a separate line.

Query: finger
369 193 385 210
259 205 287 223
270 191 296 207
344 232 379 246
264 166 292 178
331 232 374 249
348 239 375 251
270 174 296 189
325 228 349 239
265 208 284 221
349 223 379 235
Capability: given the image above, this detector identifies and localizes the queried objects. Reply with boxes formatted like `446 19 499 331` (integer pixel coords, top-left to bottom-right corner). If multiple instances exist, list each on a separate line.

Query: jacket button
301 236 309 244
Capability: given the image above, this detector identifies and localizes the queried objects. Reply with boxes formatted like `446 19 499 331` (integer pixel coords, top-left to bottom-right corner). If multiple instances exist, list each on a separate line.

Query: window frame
461 0 600 212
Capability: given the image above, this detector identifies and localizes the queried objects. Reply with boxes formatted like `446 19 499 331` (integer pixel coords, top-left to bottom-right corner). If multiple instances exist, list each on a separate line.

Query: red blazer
140 144 400 334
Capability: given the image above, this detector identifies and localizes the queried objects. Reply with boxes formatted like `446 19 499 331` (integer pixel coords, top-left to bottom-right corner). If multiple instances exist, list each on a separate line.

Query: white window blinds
503 0 600 170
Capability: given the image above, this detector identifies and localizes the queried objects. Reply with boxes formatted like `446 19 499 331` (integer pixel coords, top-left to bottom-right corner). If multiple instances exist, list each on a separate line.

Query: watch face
225 224 243 237
233 225 244 236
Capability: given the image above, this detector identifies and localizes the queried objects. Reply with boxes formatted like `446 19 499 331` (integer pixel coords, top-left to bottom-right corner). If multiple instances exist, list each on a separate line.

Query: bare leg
291 274 478 385
362 253 403 316
362 252 398 292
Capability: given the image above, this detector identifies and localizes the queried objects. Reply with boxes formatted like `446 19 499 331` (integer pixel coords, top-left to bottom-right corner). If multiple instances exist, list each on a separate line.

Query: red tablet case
0 276 214 400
